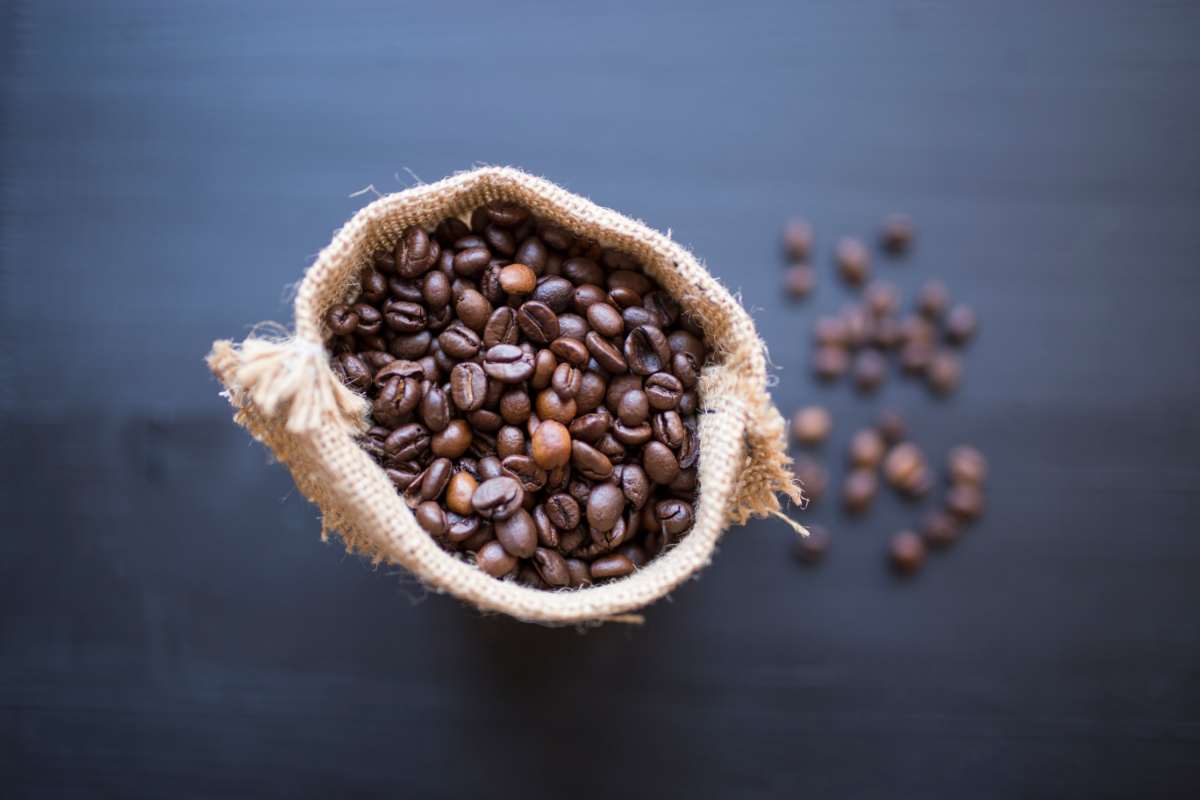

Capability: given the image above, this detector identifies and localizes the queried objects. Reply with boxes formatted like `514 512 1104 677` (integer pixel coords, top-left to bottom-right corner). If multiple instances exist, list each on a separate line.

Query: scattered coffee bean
927 350 962 395
842 468 878 513
884 442 928 495
784 264 815 298
332 203 703 587
880 214 914 255
834 237 870 285
945 483 985 521
920 509 960 548
792 456 827 503
793 525 830 564
783 217 813 261
888 530 925 574
813 346 850 379
947 445 987 486
848 428 886 469
792 405 832 445
945 304 978 344
917 280 949 318
875 409 906 444
853 349 887 393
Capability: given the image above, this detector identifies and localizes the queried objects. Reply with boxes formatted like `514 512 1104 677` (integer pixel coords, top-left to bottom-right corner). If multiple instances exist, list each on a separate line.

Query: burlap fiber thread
207 166 801 624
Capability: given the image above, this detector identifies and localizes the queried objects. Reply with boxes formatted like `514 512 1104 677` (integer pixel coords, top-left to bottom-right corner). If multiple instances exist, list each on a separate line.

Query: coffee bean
853 349 887 393
651 410 685 449
499 263 537 295
590 553 635 580
945 304 977 344
483 344 536 383
471 476 524 520
476 540 518 577
576 371 607 412
497 425 525 458
571 440 613 481
834 237 870 285
533 547 570 587
545 493 581 530
792 405 832 445
535 388 577 425
384 462 421 491
880 214 914 255
557 313 589 341
483 307 520 348
532 276 574 312
549 336 589 367
563 257 604 286
586 483 624 532
403 457 453 507
889 530 925 574
644 372 683 410
927 350 962 395
947 445 987 486
568 410 610 443
327 304 359 335
899 342 934 374
586 303 624 338
784 264 815 298
495 509 537 558
551 363 582 399
501 454 548 493
793 525 830 564
565 558 592 587
625 325 671 375
445 471 478 516
783 217 814 261
384 300 426 333
531 420 571 469
585 331 627 373
849 428 886 468
643 441 680 485
385 423 431 461
431 420 472 458
435 217 470 247
813 317 848 348
396 226 436 278
792 456 827 503
415 501 447 536
842 468 878 513
499 389 532 425
437 322 481 359
419 385 451 432
352 304 382 336
516 301 560 344
945 483 985 521
864 281 899 317
449 362 487 412
812 346 849 379
531 349 557 390
917 280 949 318
655 499 694 536
920 510 960 548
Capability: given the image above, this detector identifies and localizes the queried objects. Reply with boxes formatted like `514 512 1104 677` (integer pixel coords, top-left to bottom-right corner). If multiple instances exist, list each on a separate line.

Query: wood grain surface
2 1 1198 797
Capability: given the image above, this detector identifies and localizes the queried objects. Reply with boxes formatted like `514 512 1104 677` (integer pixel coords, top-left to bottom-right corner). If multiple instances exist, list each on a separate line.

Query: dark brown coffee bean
864 281 899 318
643 291 679 327
899 342 934 374
880 213 914 255
533 547 570 587
480 307 518 348
484 224 516 256
812 346 849 379
415 500 447 536
496 425 526 458
419 385 450 432
562 257 604 286
586 483 624 532
843 468 878 513
477 456 503 480
792 456 827 503
644 372 683 411
326 304 359 335
617 389 649 425
335 354 372 392
528 348 556 390
437 322 481 360
883 442 926 491
556 313 589 341
350 304 381 336
532 276 574 313
389 331 432 360
475 540 517 577
945 483 985 521
373 248 397 273
389 276 425 303
515 237 548 274
434 217 470 247
889 530 925 574
569 410 610 443
544 493 581 530
551 363 582 399
483 201 529 228
384 423 430 461
917 280 949 319
445 471 477 516
483 344 535 383
499 389 532 425
783 217 813 261
584 331 626 373
849 428 886 468
677 391 698 417
422 270 451 309
393 226 435 278
449 362 487 412
373 377 421 427
784 264 815 298
945 304 978 344
468 408 503 433
927 350 962 395
501 454 547 493
451 248 489 280
495 509 537 558
834 237 870 285
876 409 906 444
404 457 453 507
532 504 559 548
853 350 887 393
590 553 635 580
619 464 651 508
677 423 699 469
445 512 482 544
432 420 472 458
624 325 670 375
385 462 422 491
670 352 700 388
655 499 693 536
534 388 577 425
384 300 426 333
571 440 613 481
471 476 524 521
539 222 573 251
516 301 560 344
793 525 830 564
947 445 987 486
622 306 657 330
549 336 589 367
652 410 685 449
586 302 624 338
531 420 571 469
643 441 680 485
571 371 604 413
792 405 831 445
593 432 627 461
608 286 642 309
921 510 960 548
571 283 608 314
499 263 537 295
359 269 388 304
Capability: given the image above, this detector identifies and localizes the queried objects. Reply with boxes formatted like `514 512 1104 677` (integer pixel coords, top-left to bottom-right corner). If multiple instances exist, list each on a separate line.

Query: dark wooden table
3 1 1198 797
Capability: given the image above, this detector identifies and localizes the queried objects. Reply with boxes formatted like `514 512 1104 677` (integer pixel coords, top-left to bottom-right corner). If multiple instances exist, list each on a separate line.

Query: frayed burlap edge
207 166 803 625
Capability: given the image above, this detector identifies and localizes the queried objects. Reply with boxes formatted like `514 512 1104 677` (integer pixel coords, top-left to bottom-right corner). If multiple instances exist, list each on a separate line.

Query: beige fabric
207 166 802 624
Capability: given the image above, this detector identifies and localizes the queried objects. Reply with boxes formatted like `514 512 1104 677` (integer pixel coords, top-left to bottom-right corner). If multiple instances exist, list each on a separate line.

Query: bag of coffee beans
208 166 800 624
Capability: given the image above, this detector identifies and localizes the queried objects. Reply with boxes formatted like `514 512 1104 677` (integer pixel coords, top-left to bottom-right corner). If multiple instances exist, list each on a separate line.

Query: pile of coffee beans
327 201 706 589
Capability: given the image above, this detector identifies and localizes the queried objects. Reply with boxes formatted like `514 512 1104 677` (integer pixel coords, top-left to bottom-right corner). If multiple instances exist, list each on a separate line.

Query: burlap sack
207 166 803 624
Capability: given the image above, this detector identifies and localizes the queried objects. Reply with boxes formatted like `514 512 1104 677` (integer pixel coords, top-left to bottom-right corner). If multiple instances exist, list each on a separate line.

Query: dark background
3 1 1199 797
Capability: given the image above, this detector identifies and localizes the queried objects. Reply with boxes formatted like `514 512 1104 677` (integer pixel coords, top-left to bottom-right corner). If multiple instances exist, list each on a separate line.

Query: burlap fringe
207 166 804 623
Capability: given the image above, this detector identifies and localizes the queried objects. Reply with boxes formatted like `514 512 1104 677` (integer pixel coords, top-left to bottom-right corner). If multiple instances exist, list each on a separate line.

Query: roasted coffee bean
515 237 548 274
499 263 537 295
483 344 535 383
625 325 670 375
792 456 827 503
415 501 447 536
813 316 849 348
396 226 436 277
501 454 548 492
420 385 451 432
873 317 904 349
812 345 849 379
945 304 978 344
385 462 422 491
561 257 603 286
374 358 423 385
533 388 576 425
516 301 560 344
572 283 608 314
843 468 878 513
792 405 832 445
351 303 382 336
677 391 698 417
880 213 914 254
921 510 960 548
889 530 925 574
482 307 519 348
495 509 537 558
884 442 926 491
551 363 582 399
587 303 624 337
575 371 607 413
899 342 934 374
784 264 815 298
438 322 481 359
590 553 635 580
532 504 559 548
643 441 680 485
390 331 431 360
545 493 581 530
643 291 679 327
834 237 870 285
652 410 685 449
532 276 574 312
431 420 472 458
927 350 962 394
596 431 631 459
917 280 950 319
608 286 641 309
533 547 570 587
435 216 470 247
477 456 503 480
654 499 693 536
499 389 532 425
360 270 388 304
455 288 492 332
476 540 517 577
622 305 658 330
531 349 557 390
643 372 683 411
384 300 426 333
582 331 625 373
404 458 453 507
671 352 701 388
945 483 985 521
618 464 651 508
471 476 524 520
947 445 987 486
449 362 487 411
864 281 899 318
849 429 886 468
497 425 526 458
327 304 359 335
617 389 650 425
549 336 589 367
373 377 421 426
484 224 516 256
555 313 588 341
362 426 390 459
783 217 813 261
793 525 830 565
445 471 478 516
531 420 571 469
468 408 503 433
385 423 430 461
569 410 610 443
571 440 613 481
876 409 906 444
853 350 887 393
586 483 624 533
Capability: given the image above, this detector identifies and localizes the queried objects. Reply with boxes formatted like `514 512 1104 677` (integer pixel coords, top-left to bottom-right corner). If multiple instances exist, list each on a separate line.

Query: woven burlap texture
207 166 801 624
